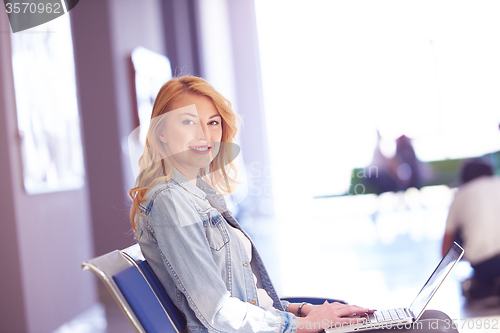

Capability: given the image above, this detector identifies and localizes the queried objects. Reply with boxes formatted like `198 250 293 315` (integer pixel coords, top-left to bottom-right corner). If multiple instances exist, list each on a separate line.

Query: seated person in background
442 159 500 302
394 135 421 190
365 132 421 194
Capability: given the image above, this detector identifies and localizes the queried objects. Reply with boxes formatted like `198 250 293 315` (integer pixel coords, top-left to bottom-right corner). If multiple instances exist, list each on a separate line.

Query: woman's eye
182 119 194 125
209 120 220 125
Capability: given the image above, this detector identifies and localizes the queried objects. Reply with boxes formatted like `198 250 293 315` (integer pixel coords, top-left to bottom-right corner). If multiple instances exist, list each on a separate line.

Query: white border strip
60 0 68 14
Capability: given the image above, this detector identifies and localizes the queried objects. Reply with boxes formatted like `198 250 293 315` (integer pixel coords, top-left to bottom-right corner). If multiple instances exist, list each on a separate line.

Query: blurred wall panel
0 0 169 331
0 11 29 333
71 0 133 258
162 0 202 77
71 0 166 255
0 10 96 333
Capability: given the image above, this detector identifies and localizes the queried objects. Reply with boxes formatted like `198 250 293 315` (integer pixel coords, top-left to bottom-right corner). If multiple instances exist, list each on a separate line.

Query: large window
255 1 500 306
11 14 84 194
256 0 500 205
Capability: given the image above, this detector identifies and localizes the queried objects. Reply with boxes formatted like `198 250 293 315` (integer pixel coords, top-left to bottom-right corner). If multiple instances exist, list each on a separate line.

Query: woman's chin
189 155 212 170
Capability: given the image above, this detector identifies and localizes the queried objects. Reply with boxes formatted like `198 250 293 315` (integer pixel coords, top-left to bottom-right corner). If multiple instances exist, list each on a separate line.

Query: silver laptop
325 242 464 332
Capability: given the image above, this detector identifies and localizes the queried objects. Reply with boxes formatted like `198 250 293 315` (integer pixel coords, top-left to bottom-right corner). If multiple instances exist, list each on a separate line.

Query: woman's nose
199 125 210 142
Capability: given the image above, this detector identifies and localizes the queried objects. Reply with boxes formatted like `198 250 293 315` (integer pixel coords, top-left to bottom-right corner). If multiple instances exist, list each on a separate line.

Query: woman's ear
158 134 168 144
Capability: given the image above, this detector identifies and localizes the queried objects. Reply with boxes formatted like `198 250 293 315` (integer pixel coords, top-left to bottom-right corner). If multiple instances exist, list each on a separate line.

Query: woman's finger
336 305 370 317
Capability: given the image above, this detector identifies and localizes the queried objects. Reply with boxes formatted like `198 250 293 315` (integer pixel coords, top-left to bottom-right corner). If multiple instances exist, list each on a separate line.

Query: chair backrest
121 244 187 332
82 246 183 333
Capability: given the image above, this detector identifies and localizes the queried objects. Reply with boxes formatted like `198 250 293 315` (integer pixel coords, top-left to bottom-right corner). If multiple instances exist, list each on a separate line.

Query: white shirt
445 176 500 265
229 226 275 309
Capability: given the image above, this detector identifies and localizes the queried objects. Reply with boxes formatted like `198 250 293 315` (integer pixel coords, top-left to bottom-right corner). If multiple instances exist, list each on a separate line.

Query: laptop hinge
405 308 416 321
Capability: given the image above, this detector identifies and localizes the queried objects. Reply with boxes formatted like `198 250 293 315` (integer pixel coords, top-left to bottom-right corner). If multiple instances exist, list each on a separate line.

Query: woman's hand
296 301 375 333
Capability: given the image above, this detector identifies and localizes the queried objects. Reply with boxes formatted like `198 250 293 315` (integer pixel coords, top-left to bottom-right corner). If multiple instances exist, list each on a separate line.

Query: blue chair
82 245 185 333
83 244 345 333
121 245 187 332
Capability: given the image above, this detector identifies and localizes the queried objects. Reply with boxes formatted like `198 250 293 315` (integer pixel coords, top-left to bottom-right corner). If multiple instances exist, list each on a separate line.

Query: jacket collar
171 168 230 213
170 168 207 200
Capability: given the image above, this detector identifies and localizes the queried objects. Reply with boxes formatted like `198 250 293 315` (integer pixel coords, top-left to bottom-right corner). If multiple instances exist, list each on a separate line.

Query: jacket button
248 301 257 305
243 263 249 267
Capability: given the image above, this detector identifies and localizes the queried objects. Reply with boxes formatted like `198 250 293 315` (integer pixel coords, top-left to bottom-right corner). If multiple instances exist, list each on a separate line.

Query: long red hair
128 76 240 232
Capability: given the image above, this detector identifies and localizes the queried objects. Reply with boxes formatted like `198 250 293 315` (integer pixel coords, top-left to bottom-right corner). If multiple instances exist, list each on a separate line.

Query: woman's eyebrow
209 114 222 119
178 112 197 118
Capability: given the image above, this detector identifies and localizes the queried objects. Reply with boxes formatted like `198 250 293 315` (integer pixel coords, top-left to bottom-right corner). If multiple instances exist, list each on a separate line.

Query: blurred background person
442 159 500 303
365 131 421 194
395 134 421 190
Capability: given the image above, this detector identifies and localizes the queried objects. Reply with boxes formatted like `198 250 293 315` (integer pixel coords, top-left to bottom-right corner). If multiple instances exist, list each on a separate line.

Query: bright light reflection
255 0 500 213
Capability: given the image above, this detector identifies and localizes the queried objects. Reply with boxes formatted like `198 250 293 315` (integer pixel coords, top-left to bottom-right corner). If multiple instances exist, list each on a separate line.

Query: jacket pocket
205 209 230 251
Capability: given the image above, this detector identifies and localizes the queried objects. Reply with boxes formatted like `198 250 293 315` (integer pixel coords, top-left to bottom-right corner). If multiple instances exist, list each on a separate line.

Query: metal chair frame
82 244 182 333
82 249 147 333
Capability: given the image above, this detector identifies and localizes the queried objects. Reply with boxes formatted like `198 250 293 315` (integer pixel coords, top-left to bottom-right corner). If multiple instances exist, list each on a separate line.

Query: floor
271 188 500 319
55 187 500 332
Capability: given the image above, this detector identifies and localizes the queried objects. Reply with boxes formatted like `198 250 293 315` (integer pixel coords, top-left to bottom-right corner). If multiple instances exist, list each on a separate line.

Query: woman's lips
188 146 211 155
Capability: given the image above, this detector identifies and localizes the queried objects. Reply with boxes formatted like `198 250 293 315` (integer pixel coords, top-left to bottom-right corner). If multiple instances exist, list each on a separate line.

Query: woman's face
158 94 223 177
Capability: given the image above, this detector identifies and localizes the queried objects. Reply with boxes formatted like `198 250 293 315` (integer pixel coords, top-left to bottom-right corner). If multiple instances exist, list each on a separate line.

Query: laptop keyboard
368 308 408 324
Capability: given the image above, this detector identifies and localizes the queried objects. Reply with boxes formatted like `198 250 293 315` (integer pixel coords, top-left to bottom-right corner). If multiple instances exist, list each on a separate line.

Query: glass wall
254 0 499 314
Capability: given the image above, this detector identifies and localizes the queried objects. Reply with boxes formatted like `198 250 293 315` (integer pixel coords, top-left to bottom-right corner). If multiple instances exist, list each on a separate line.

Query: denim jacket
136 169 298 332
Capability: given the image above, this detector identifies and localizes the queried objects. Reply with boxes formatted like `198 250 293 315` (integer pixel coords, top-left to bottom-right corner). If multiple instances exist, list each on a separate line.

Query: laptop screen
408 242 464 320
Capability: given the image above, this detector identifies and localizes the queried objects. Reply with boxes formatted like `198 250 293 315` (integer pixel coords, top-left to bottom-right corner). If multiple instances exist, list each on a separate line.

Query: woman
129 76 373 332
129 76 456 333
